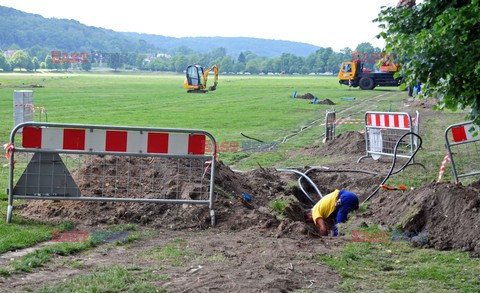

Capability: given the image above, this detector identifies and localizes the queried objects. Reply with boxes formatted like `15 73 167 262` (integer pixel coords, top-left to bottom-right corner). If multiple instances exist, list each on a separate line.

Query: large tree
32 57 40 72
0 50 6 70
376 0 480 125
11 50 30 71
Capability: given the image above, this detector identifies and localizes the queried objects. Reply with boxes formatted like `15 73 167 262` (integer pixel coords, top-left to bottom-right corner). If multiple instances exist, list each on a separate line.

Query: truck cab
338 61 402 90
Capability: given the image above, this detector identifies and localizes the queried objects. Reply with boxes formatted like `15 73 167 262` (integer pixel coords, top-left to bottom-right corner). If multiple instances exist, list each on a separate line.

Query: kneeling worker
305 190 359 236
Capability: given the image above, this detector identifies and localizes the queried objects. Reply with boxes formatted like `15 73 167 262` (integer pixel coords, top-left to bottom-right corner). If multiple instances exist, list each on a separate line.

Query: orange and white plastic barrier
437 153 450 183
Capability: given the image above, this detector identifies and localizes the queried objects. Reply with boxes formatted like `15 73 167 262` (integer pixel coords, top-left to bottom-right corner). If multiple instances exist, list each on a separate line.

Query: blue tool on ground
340 97 356 100
293 90 297 98
313 96 317 104
242 193 252 202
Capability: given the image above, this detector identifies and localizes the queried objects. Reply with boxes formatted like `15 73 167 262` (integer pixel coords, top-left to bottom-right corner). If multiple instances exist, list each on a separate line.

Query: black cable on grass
240 133 264 142
362 132 422 204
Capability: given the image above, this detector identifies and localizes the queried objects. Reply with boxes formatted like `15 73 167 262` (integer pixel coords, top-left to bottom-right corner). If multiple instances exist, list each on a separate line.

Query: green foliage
11 240 96 272
11 50 30 70
376 0 480 125
0 6 154 54
32 57 40 71
0 50 6 70
270 199 288 219
238 52 246 64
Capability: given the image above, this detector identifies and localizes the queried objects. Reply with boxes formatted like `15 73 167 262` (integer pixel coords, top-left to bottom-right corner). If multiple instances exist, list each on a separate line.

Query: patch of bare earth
0 229 344 292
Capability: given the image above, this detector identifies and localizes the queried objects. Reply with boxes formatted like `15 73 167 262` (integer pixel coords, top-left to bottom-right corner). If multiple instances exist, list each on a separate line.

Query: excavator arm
203 64 218 91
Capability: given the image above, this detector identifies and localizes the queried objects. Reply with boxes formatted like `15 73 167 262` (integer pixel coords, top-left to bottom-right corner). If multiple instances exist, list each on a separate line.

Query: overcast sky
0 0 399 51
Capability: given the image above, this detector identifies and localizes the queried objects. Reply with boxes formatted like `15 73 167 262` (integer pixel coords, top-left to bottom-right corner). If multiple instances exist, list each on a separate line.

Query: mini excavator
184 64 218 93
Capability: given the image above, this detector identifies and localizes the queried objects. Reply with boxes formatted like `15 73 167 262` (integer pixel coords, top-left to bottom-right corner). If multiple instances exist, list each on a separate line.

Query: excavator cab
184 64 218 93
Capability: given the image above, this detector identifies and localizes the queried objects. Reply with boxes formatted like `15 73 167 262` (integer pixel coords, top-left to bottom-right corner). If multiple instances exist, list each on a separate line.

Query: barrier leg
6 204 13 223
210 210 216 226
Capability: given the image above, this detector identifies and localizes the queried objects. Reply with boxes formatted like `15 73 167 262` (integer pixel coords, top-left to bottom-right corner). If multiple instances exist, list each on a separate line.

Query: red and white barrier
358 111 419 163
444 121 480 183
437 153 450 183
367 113 411 129
451 123 478 143
22 127 206 155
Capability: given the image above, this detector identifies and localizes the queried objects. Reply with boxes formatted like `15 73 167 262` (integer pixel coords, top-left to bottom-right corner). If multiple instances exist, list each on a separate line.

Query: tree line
0 42 381 74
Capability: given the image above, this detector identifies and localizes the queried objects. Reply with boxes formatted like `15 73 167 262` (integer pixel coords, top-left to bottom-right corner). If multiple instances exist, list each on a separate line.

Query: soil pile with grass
366 181 480 256
297 93 314 99
310 99 336 105
292 131 365 157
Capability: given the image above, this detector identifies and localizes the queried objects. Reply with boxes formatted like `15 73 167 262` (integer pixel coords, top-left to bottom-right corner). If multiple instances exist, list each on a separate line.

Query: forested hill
121 33 320 57
0 5 319 57
0 6 154 53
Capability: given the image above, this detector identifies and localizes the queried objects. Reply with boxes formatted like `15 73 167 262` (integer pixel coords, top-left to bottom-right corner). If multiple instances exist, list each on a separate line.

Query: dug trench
20 129 480 257
4 131 480 290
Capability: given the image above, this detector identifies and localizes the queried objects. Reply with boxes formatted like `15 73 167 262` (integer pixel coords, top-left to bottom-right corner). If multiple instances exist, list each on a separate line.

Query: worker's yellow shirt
312 189 340 224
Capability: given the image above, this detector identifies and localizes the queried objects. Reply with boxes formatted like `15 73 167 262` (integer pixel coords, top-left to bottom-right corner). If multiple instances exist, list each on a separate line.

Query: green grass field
0 72 478 291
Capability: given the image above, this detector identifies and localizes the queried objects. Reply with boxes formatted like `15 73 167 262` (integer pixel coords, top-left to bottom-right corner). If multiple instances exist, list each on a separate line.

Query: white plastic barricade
323 111 336 143
358 111 420 163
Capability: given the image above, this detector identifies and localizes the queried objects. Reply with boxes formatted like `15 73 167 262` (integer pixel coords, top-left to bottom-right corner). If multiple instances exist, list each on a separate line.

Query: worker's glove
335 198 342 207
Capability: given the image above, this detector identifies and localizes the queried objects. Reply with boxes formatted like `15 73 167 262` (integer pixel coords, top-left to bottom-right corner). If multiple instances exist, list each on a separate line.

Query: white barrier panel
358 111 420 163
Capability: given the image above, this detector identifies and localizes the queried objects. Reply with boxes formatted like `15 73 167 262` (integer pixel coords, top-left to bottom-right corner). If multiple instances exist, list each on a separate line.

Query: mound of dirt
323 131 365 155
298 93 314 99
20 156 296 233
0 84 44 88
367 181 480 256
404 97 439 109
292 131 365 157
311 98 336 105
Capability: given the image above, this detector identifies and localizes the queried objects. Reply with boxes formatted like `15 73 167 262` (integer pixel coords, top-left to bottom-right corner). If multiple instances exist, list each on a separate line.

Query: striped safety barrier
22 126 206 155
367 113 411 129
6 122 217 225
358 111 421 164
437 153 450 183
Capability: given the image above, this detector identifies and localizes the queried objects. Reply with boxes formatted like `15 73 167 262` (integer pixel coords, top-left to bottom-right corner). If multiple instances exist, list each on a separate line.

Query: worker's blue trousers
332 190 359 236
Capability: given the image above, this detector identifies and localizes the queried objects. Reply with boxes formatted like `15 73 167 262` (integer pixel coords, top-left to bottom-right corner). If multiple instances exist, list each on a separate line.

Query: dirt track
0 228 344 292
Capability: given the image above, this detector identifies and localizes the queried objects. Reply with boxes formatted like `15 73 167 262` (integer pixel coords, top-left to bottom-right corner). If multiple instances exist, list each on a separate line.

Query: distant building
4 50 16 58
156 53 172 59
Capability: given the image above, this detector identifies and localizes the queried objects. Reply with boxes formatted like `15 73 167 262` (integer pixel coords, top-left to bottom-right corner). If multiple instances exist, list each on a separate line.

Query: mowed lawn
0 72 403 142
0 72 404 166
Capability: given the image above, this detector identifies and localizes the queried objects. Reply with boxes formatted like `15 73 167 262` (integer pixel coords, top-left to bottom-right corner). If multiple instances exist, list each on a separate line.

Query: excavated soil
21 158 292 232
361 181 480 256
310 99 336 105
297 92 315 99
291 131 365 157
404 97 439 109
